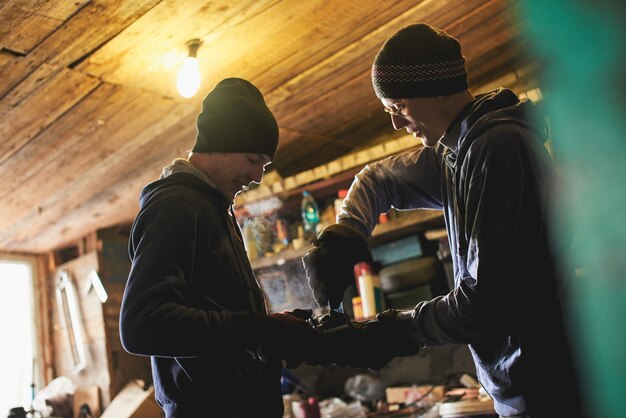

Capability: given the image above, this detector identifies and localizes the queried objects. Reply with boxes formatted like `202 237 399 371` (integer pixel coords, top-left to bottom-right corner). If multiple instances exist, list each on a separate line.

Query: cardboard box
100 380 163 418
385 385 445 405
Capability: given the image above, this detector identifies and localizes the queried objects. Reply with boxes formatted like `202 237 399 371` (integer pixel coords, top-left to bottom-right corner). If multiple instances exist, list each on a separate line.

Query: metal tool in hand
306 310 353 366
307 310 352 338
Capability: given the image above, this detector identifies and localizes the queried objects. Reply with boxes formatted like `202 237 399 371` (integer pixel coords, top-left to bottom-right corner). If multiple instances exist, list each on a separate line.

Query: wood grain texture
0 83 196 251
0 0 160 98
77 0 275 94
0 0 538 252
50 251 113 405
0 0 90 54
96 230 152 399
0 67 100 165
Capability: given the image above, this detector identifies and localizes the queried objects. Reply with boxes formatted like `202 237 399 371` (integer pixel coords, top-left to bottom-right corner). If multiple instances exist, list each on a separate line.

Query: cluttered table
283 377 497 418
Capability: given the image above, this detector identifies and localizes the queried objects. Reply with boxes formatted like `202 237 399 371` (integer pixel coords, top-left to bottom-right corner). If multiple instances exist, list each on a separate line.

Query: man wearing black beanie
120 78 319 418
304 24 585 417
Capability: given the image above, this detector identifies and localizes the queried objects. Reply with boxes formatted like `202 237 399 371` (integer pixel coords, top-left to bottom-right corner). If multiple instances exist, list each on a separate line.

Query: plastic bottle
275 218 289 249
292 397 321 418
334 189 348 220
301 190 320 238
242 219 258 260
351 296 364 320
354 262 385 318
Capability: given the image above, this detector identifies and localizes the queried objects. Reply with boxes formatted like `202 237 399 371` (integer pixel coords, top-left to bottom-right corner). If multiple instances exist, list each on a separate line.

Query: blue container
371 234 422 266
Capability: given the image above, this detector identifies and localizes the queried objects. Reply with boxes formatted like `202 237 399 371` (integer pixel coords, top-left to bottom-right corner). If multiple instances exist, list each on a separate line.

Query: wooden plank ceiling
0 0 538 253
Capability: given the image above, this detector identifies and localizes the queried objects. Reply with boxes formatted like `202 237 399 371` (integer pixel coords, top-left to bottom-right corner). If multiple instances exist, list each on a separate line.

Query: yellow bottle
352 296 364 320
243 219 258 260
354 262 385 319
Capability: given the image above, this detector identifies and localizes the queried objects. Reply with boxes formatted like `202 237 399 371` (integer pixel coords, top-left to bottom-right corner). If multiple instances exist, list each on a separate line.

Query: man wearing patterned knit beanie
121 78 320 418
304 23 585 418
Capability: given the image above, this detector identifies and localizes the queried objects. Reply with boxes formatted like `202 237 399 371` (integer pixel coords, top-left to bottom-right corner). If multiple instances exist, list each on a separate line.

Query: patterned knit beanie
371 23 468 98
194 78 279 159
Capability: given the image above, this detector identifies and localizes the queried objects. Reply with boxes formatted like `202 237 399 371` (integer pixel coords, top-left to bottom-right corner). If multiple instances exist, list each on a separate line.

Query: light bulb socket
186 38 202 58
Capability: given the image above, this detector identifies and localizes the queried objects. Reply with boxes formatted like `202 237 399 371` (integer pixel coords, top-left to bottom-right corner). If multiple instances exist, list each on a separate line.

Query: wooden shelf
249 244 312 270
250 209 444 270
370 209 444 245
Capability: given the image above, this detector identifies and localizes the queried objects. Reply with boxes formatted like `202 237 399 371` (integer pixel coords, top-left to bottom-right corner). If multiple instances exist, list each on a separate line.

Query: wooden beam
0 0 160 98
75 0 429 100
0 0 90 54
0 132 192 252
0 66 101 166
77 0 277 98
251 0 441 91
265 0 514 176
265 0 487 117
0 81 122 200
237 135 420 205
0 87 198 252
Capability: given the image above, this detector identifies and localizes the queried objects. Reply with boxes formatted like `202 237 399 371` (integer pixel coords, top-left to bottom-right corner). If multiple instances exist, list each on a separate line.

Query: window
0 259 37 415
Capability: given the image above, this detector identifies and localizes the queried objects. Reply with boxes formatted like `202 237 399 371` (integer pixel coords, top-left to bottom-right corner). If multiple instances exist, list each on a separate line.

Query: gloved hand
257 309 320 368
315 309 425 370
302 223 371 309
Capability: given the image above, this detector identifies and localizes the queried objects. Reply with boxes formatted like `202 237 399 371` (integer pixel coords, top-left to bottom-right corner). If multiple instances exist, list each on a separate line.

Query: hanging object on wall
56 270 87 373
83 270 108 303
176 38 202 98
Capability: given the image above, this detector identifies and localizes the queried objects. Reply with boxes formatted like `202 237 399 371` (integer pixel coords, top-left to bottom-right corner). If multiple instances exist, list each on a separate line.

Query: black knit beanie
194 78 279 159
371 23 468 98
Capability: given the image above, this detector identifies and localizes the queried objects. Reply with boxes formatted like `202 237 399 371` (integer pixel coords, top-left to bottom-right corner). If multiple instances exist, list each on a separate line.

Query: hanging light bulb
177 39 202 98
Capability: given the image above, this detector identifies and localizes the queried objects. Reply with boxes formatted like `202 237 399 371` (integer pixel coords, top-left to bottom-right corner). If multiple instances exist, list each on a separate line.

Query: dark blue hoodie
340 89 582 416
120 171 282 417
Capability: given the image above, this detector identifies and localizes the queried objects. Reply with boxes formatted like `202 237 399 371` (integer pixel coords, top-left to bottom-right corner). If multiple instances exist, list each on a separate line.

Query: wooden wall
96 226 152 400
51 251 112 410
47 226 150 414
34 253 55 386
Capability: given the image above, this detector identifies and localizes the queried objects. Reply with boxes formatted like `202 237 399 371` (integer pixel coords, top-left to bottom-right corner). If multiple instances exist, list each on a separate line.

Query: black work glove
256 309 320 368
315 309 425 370
302 223 371 309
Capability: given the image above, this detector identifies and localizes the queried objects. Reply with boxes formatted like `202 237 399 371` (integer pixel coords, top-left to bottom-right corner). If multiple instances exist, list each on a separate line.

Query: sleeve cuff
394 309 428 348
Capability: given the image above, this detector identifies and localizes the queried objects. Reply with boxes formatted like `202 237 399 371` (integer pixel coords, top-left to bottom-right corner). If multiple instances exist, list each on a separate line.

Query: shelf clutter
248 208 444 271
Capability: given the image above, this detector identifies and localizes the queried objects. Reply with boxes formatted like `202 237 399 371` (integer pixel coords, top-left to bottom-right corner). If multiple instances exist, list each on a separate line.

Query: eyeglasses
383 99 407 117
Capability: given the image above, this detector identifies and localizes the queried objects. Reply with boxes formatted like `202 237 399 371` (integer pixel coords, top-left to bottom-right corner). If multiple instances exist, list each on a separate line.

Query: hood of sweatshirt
139 168 230 212
442 88 547 169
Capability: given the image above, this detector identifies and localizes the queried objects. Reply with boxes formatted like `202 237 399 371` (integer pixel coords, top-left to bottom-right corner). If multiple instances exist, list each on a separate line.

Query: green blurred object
520 1 626 416
385 284 433 310
379 256 437 293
